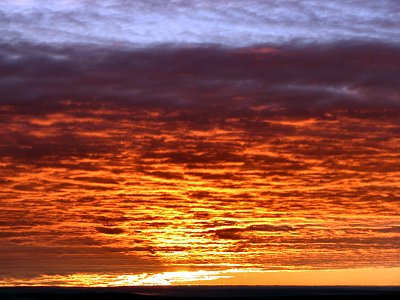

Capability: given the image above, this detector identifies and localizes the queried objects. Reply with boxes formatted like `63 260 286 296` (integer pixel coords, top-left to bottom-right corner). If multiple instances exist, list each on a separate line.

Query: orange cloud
0 42 399 285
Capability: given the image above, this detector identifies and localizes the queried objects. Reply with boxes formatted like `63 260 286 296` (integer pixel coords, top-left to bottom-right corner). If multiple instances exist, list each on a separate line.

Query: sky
0 0 399 286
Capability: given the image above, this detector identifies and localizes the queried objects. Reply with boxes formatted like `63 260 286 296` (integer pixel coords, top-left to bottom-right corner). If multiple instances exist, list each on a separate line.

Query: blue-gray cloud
0 0 399 46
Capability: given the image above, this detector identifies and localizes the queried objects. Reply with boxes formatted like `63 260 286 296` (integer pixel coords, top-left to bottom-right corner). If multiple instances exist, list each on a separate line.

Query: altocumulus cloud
0 0 399 46
1 0 400 284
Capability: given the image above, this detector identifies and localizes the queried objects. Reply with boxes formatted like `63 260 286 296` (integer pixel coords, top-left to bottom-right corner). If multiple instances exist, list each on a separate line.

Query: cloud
0 1 399 46
1 41 399 110
247 224 295 232
0 41 399 279
374 226 400 233
95 227 125 235
214 228 244 240
213 224 296 240
0 41 397 170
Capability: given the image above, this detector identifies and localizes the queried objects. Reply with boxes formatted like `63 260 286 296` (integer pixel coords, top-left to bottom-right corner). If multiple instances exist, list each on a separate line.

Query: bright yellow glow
1 268 399 287
0 270 234 287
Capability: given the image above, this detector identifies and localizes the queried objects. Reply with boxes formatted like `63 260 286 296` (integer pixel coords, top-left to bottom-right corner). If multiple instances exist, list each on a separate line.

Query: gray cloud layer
1 0 399 46
1 41 399 112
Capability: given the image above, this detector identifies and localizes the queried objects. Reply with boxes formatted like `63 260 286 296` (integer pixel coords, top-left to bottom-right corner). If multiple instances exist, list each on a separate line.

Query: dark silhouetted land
1 286 400 300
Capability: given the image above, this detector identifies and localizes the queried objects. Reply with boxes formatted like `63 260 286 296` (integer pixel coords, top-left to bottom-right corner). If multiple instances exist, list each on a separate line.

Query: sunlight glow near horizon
1 268 399 287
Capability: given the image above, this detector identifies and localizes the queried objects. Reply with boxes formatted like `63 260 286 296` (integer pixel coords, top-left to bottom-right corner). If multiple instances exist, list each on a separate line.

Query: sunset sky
0 0 399 286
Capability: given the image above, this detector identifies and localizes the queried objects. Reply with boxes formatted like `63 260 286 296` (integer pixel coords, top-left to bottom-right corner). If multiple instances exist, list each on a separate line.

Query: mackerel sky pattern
0 0 399 285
